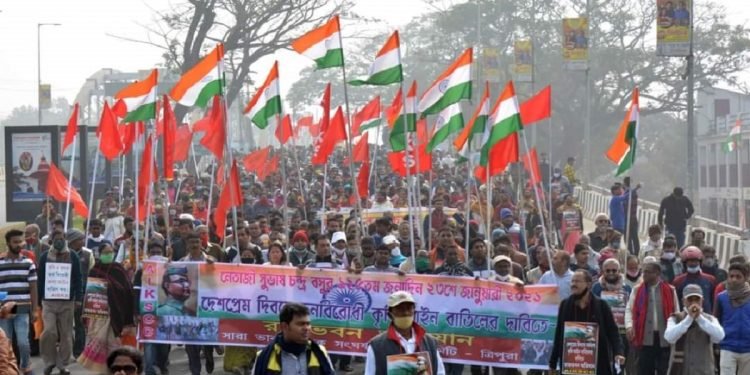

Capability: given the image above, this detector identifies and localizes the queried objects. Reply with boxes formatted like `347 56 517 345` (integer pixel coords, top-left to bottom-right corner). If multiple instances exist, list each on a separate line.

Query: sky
0 0 748 122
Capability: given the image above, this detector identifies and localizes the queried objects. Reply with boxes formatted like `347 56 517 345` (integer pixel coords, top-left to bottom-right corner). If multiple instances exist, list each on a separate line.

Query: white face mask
495 274 510 282
662 252 676 260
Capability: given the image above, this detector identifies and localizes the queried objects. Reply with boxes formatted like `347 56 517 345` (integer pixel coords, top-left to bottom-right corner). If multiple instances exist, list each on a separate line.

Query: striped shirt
0 255 37 313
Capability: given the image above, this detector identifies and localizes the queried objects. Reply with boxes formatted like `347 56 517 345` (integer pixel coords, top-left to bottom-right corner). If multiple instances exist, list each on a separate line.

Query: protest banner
656 0 691 56
562 18 589 71
83 277 109 319
319 207 458 226
562 322 598 375
44 262 72 300
139 261 559 369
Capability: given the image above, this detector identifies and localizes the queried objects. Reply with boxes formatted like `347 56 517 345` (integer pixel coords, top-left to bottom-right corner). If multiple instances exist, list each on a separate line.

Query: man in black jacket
549 270 625 375
658 187 694 248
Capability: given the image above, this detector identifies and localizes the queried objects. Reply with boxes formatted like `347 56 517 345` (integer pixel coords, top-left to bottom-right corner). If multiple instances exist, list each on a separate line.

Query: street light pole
37 22 61 126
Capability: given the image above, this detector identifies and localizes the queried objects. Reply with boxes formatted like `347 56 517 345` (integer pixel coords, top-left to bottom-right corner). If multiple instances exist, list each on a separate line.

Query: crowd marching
1 144 749 375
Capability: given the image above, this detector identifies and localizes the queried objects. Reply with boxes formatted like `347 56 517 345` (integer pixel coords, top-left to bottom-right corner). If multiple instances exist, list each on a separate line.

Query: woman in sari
78 244 135 372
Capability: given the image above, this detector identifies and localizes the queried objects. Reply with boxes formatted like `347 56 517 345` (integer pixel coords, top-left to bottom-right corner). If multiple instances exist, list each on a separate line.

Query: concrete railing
575 185 745 269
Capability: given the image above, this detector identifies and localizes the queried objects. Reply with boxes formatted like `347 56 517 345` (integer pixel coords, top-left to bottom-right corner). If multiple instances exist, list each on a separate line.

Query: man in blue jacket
715 262 750 374
36 230 83 375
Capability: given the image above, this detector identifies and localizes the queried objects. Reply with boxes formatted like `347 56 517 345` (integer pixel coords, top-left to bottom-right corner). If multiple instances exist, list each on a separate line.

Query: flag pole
739 121 745 229
320 164 328 233
290 118 308 221
400 83 417 264
464 143 472 259
118 155 125 205
276 114 289 234
84 148 101 241
624 178 634 254
220 70 240 244
134 127 141 262
368 121 382 189
336 30 365 237
64 134 77 232
521 138 552 266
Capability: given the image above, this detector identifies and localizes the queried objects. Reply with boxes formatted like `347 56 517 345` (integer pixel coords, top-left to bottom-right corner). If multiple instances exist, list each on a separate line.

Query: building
696 87 750 228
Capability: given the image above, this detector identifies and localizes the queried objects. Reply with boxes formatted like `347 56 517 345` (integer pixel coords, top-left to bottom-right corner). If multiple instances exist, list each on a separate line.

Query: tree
138 0 349 120
288 0 750 199
1 97 72 126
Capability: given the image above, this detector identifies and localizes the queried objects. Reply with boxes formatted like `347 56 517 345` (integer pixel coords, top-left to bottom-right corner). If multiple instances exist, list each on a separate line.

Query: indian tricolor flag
292 15 344 70
418 48 472 117
114 69 157 123
454 81 490 157
723 117 742 153
480 81 522 168
388 81 418 152
427 103 463 152
353 96 381 135
606 87 639 176
244 61 282 129
170 44 224 108
349 31 402 86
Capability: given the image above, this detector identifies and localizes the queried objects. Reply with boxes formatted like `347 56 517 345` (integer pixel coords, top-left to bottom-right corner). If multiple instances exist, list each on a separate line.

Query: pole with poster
63 134 78 232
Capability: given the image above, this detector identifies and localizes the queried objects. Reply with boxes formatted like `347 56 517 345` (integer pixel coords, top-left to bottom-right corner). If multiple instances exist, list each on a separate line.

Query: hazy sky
0 0 748 121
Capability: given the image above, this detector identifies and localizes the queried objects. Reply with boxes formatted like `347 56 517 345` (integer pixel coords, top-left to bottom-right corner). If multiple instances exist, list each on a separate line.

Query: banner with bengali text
138 261 559 369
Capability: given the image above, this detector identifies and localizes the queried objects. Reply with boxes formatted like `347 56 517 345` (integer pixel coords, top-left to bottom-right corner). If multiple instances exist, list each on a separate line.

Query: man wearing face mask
365 291 446 375
672 246 717 312
382 235 406 267
700 245 727 283
659 237 683 283
24 223 48 263
66 229 96 358
549 271 625 375
37 230 83 375
330 232 350 269
0 229 38 374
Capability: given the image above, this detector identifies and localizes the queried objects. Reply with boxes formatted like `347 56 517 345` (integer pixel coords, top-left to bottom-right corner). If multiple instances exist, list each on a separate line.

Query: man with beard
549 270 625 375
0 229 38 374
714 262 750 374
587 213 611 252
592 259 634 375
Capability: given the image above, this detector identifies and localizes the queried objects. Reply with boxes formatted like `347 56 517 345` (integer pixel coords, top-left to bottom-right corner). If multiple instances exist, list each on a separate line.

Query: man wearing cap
492 255 524 286
37 230 83 375
672 246 716 312
63 228 95 358
158 265 192 316
664 284 724 375
288 231 315 267
365 291 446 375
588 213 612 252
383 235 406 267
498 208 526 252
330 231 350 269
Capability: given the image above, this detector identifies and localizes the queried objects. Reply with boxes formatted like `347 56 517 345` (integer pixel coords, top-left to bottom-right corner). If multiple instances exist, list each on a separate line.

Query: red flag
162 96 177 180
257 155 279 182
352 136 370 163
137 136 156 208
312 106 347 165
275 114 294 145
521 147 541 185
193 112 212 133
386 89 403 127
121 122 145 155
519 85 551 126
243 147 271 174
474 133 519 183
388 118 432 177
216 163 226 188
112 99 127 118
214 160 243 239
174 125 193 162
62 103 79 153
98 102 125 161
45 162 88 217
310 85 331 157
357 161 370 198
352 96 380 136
296 115 316 137
200 96 226 161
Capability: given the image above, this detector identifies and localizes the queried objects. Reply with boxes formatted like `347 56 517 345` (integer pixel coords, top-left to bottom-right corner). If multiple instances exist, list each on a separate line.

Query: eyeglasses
110 364 137 374
596 220 610 224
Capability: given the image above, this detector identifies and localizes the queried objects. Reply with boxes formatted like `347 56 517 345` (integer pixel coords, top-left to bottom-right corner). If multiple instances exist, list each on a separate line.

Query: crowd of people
0 146 747 375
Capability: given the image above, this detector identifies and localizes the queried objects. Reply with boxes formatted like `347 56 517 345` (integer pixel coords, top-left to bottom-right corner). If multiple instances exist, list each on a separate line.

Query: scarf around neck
727 282 750 307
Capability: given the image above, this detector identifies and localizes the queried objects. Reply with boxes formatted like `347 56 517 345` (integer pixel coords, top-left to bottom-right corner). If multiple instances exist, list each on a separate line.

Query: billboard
656 0 691 56
513 40 533 82
562 18 589 71
481 48 501 82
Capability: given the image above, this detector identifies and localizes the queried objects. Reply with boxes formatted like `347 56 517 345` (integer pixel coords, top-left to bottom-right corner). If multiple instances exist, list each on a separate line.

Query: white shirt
539 269 574 300
364 328 446 375
664 311 725 344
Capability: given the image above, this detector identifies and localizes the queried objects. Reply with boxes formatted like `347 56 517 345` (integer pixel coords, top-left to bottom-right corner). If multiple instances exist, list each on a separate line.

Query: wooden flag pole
84 147 101 241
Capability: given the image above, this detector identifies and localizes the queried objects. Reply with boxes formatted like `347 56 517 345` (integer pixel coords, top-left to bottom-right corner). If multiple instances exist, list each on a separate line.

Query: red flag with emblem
46 162 88 217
